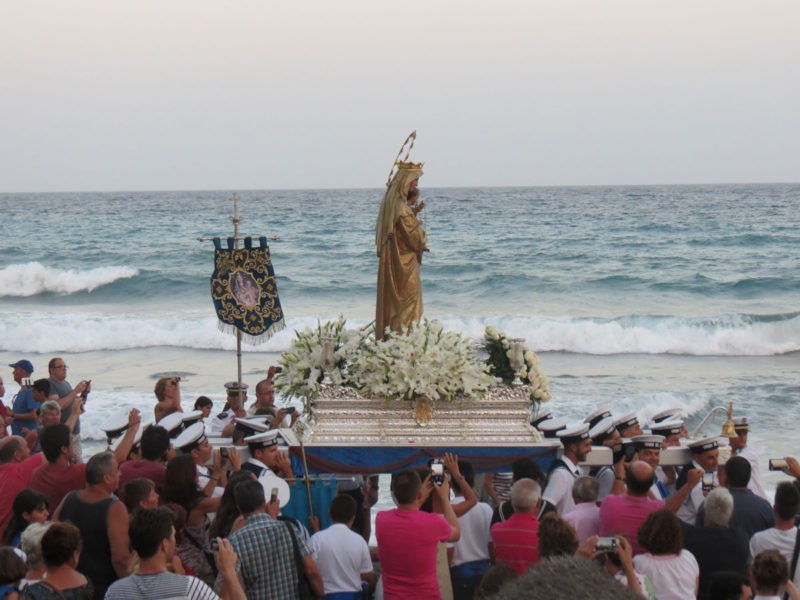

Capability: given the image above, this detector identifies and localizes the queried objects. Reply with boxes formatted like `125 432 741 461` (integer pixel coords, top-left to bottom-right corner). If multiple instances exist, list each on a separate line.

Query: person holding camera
8 360 38 437
376 467 461 600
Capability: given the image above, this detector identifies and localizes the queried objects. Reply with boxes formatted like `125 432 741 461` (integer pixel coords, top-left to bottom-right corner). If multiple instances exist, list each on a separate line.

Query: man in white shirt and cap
242 430 294 481
174 422 238 497
729 416 768 500
543 423 592 515
650 419 684 492
614 412 644 439
631 434 670 499
588 417 625 500
675 436 719 525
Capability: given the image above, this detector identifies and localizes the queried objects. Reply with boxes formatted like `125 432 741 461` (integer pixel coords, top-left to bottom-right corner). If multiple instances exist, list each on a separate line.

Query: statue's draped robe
376 204 426 338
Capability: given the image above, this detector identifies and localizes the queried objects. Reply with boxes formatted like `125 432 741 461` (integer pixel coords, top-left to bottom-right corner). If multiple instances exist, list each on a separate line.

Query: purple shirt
564 501 601 543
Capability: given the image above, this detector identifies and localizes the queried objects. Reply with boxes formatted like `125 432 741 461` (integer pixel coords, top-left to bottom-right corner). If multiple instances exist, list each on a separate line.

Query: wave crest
0 262 139 297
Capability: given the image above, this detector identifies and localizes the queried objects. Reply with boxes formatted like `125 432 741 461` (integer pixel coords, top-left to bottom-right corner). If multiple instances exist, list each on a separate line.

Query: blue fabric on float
288 445 559 476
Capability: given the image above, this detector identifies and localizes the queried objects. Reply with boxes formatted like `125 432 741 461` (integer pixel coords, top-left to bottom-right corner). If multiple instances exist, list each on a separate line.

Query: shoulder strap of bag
782 527 800 600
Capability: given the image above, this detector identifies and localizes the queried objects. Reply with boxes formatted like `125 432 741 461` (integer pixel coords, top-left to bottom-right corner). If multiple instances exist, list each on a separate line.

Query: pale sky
2 1 798 192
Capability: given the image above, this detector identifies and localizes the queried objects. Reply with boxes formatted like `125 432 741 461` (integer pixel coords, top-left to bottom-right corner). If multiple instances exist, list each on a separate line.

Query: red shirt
490 512 541 574
599 493 664 555
119 460 167 496
0 453 44 536
376 509 452 600
29 461 87 512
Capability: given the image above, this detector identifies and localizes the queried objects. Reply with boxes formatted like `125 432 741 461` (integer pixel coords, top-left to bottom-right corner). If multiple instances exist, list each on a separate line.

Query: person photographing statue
375 139 429 340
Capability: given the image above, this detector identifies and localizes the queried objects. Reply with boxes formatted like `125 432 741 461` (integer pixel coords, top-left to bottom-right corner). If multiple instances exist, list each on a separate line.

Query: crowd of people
2 357 800 599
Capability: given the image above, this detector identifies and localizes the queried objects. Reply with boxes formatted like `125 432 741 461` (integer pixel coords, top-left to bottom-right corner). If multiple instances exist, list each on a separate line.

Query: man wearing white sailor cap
543 423 592 515
538 417 567 439
631 435 670 500
729 416 768 500
243 430 294 482
675 436 720 525
175 422 240 497
588 417 625 500
614 412 644 439
208 382 249 437
649 419 684 492
584 407 613 430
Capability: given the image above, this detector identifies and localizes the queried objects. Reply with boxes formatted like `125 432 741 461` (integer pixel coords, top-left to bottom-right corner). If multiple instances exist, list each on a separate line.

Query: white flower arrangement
274 315 372 400
349 319 496 402
483 325 551 405
275 317 496 402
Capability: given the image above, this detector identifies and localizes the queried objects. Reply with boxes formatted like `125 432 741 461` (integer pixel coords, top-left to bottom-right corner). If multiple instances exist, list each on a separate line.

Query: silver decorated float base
295 385 549 447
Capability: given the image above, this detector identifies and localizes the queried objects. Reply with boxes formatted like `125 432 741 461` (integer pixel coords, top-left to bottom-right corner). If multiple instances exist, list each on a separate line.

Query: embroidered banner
210 236 285 344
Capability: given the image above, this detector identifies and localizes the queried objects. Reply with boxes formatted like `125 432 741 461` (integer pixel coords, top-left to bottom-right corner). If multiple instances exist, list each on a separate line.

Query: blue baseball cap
9 360 34 374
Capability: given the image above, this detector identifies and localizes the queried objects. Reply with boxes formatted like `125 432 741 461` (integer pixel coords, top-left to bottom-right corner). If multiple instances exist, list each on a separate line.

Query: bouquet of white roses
274 315 371 400
484 325 551 404
349 319 496 402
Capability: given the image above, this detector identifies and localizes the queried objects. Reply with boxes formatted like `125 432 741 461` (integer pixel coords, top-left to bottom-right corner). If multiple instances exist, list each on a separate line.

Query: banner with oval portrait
210 236 285 343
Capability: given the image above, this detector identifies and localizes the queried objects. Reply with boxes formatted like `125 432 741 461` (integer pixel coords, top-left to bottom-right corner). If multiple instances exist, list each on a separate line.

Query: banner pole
231 194 244 393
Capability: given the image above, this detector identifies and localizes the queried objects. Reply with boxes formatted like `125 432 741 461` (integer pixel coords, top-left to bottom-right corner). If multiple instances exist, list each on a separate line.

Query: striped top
105 571 218 600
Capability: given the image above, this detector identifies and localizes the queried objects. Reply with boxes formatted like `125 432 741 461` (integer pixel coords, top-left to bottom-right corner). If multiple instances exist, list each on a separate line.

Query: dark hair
0 547 27 585
163 454 200 508
451 461 475 495
123 478 156 513
47 357 62 371
32 378 51 396
724 456 751 488
86 451 115 485
513 458 545 484
537 513 579 558
0 437 24 463
774 481 800 521
194 396 213 410
391 470 422 505
638 509 683 555
752 549 788 594
234 479 266 514
474 563 519 599
129 507 175 559
209 471 256 539
41 522 82 567
329 494 358 524
141 425 171 461
625 464 654 495
40 424 71 463
2 489 48 545
709 571 752 600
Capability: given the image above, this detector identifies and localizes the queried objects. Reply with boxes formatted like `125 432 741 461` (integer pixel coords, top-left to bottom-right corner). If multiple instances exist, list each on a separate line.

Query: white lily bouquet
275 317 495 402
483 325 552 404
349 319 496 402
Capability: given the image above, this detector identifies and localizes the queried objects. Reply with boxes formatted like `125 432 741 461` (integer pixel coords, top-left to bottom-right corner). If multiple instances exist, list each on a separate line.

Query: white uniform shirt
543 456 581 515
739 445 768 500
676 460 715 526
309 523 372 594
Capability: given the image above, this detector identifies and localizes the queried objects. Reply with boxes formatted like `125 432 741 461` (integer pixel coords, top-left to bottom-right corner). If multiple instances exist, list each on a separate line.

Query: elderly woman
22 522 93 599
18 522 52 591
634 509 699 600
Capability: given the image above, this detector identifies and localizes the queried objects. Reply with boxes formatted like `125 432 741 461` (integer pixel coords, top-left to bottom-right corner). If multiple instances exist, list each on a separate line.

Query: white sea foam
0 262 138 296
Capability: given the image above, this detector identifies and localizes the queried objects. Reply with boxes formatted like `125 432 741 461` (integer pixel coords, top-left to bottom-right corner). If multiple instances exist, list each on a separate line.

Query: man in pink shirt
376 468 460 600
490 478 542 574
563 476 601 543
0 435 44 536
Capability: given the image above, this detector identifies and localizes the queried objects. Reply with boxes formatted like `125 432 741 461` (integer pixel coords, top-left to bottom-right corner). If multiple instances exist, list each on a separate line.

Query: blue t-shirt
11 388 39 436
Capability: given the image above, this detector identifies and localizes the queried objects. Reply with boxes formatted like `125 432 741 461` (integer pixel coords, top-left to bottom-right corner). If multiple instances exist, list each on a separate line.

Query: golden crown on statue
396 160 424 171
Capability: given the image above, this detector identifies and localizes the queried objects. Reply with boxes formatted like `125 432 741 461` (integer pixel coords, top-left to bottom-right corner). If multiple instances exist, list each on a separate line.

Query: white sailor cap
557 423 590 444
589 416 617 444
531 409 553 428
234 417 270 437
181 410 204 428
584 407 613 429
650 419 684 436
732 416 750 432
651 408 682 424
112 422 146 453
632 434 664 450
157 412 185 438
102 413 130 443
689 436 720 453
614 412 639 432
225 381 249 394
173 422 207 453
538 417 568 438
244 430 279 449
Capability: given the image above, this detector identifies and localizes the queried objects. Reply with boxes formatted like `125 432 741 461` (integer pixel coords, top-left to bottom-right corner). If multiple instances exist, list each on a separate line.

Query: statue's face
408 178 419 193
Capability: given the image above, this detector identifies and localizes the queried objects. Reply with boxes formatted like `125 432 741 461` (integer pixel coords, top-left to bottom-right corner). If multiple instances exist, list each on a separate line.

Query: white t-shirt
543 457 581 515
750 527 800 587
309 522 372 594
633 550 699 600
448 496 492 566
739 445 768 500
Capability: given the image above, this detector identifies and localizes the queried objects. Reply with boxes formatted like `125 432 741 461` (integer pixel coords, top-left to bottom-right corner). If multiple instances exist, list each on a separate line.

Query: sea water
0 184 798 490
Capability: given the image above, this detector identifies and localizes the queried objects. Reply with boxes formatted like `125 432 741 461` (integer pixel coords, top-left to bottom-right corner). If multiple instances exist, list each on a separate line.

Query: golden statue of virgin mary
375 160 428 339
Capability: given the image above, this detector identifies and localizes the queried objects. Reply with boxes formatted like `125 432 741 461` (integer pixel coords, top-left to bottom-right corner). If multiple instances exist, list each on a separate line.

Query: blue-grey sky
2 1 798 192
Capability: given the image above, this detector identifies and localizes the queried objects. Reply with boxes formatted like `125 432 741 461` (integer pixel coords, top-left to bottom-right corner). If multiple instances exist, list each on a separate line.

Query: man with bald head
0 435 44 536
